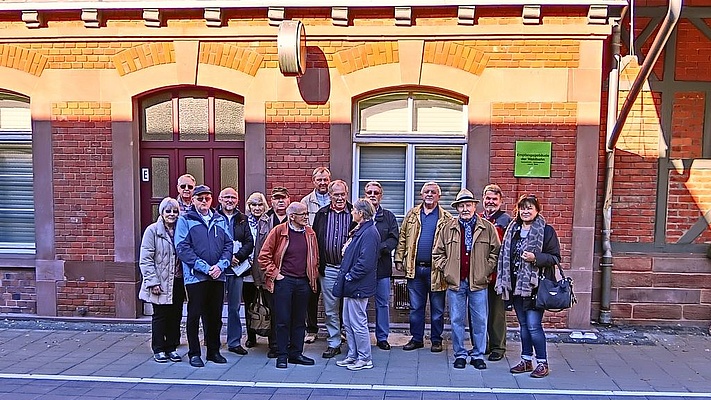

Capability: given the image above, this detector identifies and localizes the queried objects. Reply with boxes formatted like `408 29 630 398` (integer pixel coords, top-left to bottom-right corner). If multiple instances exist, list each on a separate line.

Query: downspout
599 0 682 325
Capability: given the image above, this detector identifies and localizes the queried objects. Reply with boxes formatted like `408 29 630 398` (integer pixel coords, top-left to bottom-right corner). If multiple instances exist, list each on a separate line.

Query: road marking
0 373 709 398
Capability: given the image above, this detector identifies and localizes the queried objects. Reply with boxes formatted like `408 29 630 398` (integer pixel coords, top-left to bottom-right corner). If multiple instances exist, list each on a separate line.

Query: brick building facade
0 0 707 329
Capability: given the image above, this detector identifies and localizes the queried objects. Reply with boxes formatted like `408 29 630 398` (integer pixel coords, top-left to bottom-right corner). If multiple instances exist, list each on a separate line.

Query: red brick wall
56 281 115 317
491 102 577 328
265 102 331 200
52 102 115 262
675 20 711 81
0 270 36 314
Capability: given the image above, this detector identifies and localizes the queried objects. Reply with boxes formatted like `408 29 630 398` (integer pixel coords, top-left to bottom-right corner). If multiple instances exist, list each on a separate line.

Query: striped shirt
322 208 352 266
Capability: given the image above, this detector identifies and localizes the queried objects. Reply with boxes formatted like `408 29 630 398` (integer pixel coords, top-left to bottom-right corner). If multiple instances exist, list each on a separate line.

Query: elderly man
252 186 292 359
363 181 399 350
312 179 355 359
432 188 500 370
258 202 319 369
175 185 233 368
395 181 452 352
301 166 332 343
176 174 196 215
480 184 512 362
217 187 254 356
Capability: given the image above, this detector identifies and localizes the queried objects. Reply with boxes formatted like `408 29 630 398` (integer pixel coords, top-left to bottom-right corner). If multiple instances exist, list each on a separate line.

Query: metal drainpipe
599 0 683 325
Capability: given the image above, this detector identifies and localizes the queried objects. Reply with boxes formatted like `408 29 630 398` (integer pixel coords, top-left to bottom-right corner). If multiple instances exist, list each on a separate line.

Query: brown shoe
509 359 533 374
530 362 549 378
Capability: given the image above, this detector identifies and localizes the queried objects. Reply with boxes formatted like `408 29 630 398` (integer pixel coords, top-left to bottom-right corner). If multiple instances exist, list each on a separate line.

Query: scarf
458 217 476 252
495 215 546 300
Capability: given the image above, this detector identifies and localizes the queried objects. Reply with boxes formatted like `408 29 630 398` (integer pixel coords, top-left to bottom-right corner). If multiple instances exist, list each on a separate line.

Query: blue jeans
512 296 547 360
375 277 391 342
407 266 445 343
319 265 342 348
447 280 488 359
225 274 244 349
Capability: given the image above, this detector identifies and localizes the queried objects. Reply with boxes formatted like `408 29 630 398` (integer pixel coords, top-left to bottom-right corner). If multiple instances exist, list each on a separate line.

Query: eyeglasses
423 190 439 194
195 196 211 203
179 184 194 190
365 190 381 195
163 209 179 214
293 212 308 216
221 195 237 200
331 193 347 198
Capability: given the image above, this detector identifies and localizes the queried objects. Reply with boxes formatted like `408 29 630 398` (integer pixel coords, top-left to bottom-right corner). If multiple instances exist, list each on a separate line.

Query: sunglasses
163 209 180 214
196 196 211 203
180 184 194 190
365 190 381 195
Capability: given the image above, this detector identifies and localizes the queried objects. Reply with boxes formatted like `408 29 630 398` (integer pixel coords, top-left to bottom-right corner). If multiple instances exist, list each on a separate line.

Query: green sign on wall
514 141 552 178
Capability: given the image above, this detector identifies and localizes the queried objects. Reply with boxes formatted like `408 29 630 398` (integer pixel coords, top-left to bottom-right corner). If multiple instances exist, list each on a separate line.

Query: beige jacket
394 203 452 279
432 216 500 292
138 218 179 304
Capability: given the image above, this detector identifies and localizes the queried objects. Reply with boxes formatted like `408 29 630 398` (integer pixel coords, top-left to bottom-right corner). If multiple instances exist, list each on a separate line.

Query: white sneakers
347 359 373 371
335 357 356 367
304 332 317 344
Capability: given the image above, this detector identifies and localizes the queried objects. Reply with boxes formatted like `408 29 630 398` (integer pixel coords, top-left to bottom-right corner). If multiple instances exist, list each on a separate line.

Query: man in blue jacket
176 185 233 368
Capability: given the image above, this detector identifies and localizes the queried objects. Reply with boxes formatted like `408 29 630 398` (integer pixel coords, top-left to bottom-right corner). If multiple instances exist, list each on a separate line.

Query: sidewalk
0 318 709 398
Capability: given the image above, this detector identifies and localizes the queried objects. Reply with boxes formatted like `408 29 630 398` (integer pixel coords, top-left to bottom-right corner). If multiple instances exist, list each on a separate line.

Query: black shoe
402 340 424 351
189 356 204 367
288 354 315 365
471 358 487 370
430 342 443 353
322 346 341 358
276 357 288 369
245 339 256 348
228 346 248 355
488 351 504 361
377 340 391 350
453 358 467 369
267 349 278 359
167 351 182 362
206 353 227 364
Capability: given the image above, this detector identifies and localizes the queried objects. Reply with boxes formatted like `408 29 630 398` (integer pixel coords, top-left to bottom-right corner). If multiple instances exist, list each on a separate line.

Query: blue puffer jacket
175 206 234 285
337 220 380 298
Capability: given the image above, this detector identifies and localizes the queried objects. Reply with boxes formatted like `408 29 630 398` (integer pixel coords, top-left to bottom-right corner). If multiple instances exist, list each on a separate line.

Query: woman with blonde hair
139 197 184 363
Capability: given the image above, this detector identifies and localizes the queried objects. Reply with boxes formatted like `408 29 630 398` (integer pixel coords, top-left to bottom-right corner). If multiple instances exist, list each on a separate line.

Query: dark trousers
243 281 277 350
273 276 310 358
185 280 225 358
486 283 507 354
151 277 185 354
306 278 321 334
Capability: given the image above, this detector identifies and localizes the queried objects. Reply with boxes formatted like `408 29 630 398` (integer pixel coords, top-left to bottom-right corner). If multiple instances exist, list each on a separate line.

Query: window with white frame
353 92 467 220
0 93 34 254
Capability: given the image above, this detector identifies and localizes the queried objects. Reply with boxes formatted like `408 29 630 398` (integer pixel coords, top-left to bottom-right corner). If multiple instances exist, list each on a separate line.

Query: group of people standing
138 168 561 379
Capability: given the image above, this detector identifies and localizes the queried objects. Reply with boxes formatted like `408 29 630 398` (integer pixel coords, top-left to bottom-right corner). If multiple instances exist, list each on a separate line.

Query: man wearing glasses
217 187 254 357
363 181 399 350
395 181 452 353
312 180 356 359
258 202 319 368
175 185 233 368
176 174 196 215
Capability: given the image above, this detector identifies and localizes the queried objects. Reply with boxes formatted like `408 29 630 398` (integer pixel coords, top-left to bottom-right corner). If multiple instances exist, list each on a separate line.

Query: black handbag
247 288 271 337
535 264 576 312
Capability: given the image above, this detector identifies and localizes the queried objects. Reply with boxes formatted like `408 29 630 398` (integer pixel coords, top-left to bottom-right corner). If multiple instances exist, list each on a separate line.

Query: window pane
413 95 464 133
141 92 173 141
0 107 31 131
215 97 245 141
359 94 410 133
358 146 406 218
414 146 463 214
220 157 239 191
0 133 34 252
179 90 209 141
185 157 204 185
151 157 169 198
